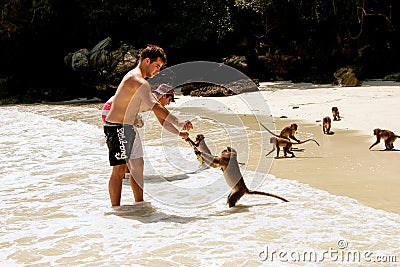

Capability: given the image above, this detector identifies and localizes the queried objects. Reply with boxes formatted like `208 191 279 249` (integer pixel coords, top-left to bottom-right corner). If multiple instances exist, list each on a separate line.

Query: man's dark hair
140 44 167 64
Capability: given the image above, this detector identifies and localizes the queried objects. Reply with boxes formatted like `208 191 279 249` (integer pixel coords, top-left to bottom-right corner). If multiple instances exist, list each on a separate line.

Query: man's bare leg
129 157 144 202
109 164 127 206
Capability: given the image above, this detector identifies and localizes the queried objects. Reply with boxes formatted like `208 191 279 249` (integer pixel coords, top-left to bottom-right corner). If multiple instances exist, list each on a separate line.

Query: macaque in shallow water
187 135 289 207
209 146 289 207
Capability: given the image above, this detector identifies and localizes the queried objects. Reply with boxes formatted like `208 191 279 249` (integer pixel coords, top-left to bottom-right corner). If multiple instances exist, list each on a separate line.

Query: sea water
0 102 399 266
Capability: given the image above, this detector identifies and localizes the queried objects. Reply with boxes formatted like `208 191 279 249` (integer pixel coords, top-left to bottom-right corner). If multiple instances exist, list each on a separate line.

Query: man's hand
182 120 193 131
179 131 189 139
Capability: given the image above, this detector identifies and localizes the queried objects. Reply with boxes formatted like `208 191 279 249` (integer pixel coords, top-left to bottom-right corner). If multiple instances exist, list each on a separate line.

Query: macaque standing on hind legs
369 128 400 150
186 134 288 207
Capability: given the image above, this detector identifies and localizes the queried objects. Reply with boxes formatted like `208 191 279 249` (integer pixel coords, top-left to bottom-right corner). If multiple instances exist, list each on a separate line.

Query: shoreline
269 119 400 215
173 84 400 214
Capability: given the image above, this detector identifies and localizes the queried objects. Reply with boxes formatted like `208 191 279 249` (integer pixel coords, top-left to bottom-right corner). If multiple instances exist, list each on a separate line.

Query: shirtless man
102 83 176 182
102 83 176 125
104 45 193 206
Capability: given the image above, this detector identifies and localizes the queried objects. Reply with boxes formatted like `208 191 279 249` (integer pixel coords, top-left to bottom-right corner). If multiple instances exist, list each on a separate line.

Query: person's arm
155 115 189 139
151 101 191 129
152 103 190 138
137 82 193 134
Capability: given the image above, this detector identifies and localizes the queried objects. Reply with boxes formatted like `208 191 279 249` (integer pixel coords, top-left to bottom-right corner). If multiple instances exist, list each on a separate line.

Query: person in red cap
101 83 175 124
103 45 193 206
154 83 175 103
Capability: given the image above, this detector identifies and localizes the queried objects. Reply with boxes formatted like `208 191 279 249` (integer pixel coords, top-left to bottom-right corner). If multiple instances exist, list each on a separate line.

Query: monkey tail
297 138 320 146
260 123 279 137
247 190 289 202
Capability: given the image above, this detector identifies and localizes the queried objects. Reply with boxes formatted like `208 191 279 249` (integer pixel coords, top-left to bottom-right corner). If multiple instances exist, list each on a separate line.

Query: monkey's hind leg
284 151 295 157
276 146 281 158
227 190 245 208
384 141 391 150
385 139 395 150
283 145 295 157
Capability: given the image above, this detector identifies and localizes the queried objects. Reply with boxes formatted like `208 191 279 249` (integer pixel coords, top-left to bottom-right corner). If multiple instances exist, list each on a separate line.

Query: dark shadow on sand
291 148 305 152
370 148 400 152
266 156 323 159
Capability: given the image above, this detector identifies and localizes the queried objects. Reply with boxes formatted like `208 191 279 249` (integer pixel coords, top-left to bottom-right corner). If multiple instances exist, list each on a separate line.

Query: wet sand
266 119 400 215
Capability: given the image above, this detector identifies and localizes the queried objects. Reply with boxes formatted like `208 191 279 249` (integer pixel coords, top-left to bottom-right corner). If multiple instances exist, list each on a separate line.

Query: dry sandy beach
175 82 400 214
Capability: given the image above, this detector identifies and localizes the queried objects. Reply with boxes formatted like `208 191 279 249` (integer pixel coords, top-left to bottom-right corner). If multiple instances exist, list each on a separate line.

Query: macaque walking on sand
266 136 320 158
369 128 400 150
322 116 332 134
332 107 341 121
261 123 300 143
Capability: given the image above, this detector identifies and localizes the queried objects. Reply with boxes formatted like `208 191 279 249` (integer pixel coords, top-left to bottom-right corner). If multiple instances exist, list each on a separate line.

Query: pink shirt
101 101 112 123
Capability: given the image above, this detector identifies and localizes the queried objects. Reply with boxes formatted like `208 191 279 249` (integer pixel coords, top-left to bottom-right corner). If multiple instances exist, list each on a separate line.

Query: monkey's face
220 146 237 159
373 128 380 136
213 147 233 169
323 116 331 123
196 134 205 142
291 124 298 131
220 147 231 159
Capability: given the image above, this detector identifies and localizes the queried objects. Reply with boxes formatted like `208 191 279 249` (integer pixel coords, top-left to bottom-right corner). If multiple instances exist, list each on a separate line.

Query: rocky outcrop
384 72 400 81
65 40 260 97
334 67 361 87
64 37 139 91
221 55 248 74
180 79 259 97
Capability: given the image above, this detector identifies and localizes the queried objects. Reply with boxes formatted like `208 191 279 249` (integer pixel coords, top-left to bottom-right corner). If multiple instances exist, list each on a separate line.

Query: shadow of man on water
104 202 208 224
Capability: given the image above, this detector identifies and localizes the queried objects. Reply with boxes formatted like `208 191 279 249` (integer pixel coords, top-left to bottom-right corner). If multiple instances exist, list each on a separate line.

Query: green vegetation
0 0 399 102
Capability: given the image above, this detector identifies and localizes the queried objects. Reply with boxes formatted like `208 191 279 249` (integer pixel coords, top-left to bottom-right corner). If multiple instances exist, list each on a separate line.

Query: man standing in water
104 45 193 206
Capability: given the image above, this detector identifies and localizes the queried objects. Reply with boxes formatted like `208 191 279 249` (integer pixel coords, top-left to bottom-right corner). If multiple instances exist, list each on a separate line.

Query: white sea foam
0 105 399 266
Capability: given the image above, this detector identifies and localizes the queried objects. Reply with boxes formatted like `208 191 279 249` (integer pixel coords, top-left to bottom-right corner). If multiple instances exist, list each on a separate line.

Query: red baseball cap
154 84 175 102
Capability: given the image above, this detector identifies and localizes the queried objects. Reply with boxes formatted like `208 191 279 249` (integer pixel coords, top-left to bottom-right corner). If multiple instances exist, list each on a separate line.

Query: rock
89 37 112 67
71 48 90 71
334 67 361 87
384 72 400 81
221 55 248 73
179 78 259 97
64 37 139 91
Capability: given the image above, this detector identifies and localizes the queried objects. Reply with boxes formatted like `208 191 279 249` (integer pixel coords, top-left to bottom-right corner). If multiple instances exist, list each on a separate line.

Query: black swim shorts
104 121 136 166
